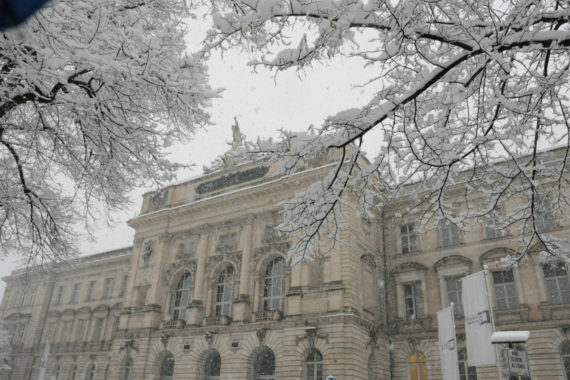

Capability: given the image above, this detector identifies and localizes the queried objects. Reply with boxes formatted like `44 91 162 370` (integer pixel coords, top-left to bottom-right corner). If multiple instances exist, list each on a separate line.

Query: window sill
539 302 570 320
394 317 434 332
494 305 530 324
204 315 232 326
160 319 186 329
253 310 283 322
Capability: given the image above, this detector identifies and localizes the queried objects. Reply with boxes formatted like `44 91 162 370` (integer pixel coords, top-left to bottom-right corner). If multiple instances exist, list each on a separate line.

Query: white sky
0 11 379 296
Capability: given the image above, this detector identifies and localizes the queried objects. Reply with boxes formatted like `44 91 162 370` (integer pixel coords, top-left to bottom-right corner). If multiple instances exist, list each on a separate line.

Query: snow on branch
205 0 570 263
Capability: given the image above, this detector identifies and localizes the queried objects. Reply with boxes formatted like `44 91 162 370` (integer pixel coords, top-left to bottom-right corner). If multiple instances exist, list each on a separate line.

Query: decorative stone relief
196 166 269 194
164 259 198 284
142 240 155 260
206 251 242 274
253 242 291 264
295 326 328 347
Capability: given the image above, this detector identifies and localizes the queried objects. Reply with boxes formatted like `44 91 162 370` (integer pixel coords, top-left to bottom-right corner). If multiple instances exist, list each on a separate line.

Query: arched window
159 352 175 380
263 257 286 312
173 272 192 321
305 348 322 380
254 347 275 380
85 363 96 380
215 267 235 317
562 341 570 380
409 352 428 380
368 353 376 380
69 365 77 380
121 357 133 380
204 351 221 380
103 364 109 380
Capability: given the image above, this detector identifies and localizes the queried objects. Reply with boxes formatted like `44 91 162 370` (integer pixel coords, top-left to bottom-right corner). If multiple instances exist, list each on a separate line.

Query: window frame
172 272 192 321
400 223 418 254
492 270 519 310
445 276 464 316
403 281 424 320
305 348 323 380
215 266 235 317
440 220 460 247
262 257 286 313
103 277 115 299
542 263 570 305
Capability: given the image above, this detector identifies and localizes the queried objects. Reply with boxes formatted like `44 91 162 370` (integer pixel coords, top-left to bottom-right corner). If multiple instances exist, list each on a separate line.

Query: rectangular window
493 270 519 310
12 323 25 344
179 241 195 256
61 321 72 343
536 197 555 231
46 322 57 343
75 320 87 343
441 221 460 247
24 288 36 306
400 223 418 254
119 275 128 297
86 280 96 301
403 281 424 320
446 276 464 316
70 283 81 304
543 263 570 305
219 233 237 249
485 207 504 239
103 278 114 299
112 315 121 332
92 318 105 341
17 289 25 307
54 286 65 305
9 291 17 307
458 347 478 380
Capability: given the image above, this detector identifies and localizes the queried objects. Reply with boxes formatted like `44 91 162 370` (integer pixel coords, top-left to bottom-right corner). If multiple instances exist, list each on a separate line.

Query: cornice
128 164 334 229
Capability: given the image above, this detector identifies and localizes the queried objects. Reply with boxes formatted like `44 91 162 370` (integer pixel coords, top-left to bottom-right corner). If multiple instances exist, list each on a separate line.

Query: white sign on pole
507 348 529 376
462 271 496 366
438 305 459 380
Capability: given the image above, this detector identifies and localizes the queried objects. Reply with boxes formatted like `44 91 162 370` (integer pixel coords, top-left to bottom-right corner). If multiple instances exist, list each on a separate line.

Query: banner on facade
437 305 459 380
462 271 496 366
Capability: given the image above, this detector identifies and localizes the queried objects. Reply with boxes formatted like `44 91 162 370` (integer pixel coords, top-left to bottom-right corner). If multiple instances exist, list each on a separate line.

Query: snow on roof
490 331 530 343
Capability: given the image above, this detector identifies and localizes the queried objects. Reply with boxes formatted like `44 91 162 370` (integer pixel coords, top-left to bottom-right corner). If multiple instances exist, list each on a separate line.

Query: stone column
233 214 256 322
187 226 210 326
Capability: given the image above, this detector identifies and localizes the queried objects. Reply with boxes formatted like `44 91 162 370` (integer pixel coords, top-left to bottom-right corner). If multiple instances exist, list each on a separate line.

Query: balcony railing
253 310 283 322
160 319 186 329
204 315 231 326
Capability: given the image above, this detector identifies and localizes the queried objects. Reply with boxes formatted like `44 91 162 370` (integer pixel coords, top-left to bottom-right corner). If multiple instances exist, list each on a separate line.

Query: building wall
1 158 569 380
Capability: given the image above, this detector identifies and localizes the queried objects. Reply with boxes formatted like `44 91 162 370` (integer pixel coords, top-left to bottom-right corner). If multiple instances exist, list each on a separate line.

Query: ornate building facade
1 154 570 380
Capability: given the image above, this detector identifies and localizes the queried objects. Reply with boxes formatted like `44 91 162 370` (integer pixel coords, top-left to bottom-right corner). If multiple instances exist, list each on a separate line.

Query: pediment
434 255 472 271
479 247 518 265
392 261 428 274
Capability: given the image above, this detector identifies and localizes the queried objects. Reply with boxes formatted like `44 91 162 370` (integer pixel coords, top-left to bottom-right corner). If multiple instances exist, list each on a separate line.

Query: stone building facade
1 155 570 380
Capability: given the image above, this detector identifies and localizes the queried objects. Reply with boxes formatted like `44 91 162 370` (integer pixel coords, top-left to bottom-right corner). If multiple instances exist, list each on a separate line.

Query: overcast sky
0 10 379 296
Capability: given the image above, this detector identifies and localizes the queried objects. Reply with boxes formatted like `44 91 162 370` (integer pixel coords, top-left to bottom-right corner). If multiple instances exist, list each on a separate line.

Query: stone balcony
394 316 434 333
160 319 186 330
253 310 283 322
204 315 232 326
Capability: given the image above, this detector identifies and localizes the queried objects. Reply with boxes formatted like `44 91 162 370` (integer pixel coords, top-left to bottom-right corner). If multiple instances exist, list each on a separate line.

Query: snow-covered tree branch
205 0 570 261
0 0 216 265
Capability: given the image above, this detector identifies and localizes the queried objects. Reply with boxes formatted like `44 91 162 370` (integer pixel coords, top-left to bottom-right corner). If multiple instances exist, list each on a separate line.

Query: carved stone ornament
164 260 198 284
206 251 242 274
296 326 328 347
205 331 214 347
256 327 268 345
151 189 168 208
142 240 155 260
253 242 291 264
